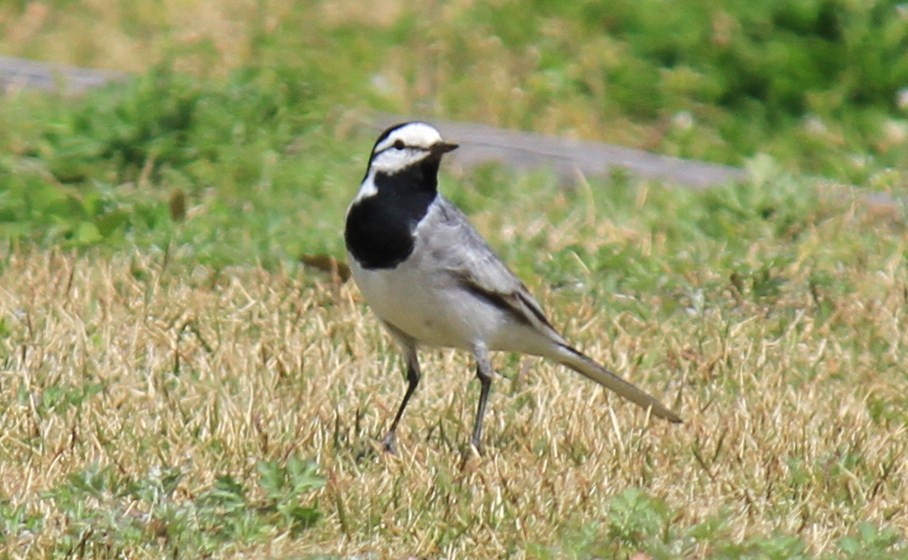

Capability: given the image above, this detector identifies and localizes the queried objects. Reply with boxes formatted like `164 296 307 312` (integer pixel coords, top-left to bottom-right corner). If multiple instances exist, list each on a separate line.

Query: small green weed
838 522 903 559
32 456 324 556
541 489 904 559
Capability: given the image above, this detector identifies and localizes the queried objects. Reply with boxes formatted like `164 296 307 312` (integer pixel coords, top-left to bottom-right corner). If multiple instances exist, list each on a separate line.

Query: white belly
350 257 478 348
348 255 546 352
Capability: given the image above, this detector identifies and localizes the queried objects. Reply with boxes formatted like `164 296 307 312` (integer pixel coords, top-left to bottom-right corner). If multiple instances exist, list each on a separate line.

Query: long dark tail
555 344 682 423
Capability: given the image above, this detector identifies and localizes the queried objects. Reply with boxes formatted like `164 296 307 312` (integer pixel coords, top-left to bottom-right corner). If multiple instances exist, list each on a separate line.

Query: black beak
431 142 459 155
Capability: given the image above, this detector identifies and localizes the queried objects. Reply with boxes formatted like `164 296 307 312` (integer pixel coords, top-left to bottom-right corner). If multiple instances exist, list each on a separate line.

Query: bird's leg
382 346 420 454
470 344 494 455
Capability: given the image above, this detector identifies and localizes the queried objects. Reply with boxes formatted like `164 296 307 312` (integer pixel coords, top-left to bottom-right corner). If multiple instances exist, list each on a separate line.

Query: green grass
1 1 907 558
0 66 341 263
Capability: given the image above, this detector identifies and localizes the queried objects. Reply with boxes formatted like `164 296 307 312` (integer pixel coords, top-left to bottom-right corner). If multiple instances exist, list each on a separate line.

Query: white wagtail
345 121 681 453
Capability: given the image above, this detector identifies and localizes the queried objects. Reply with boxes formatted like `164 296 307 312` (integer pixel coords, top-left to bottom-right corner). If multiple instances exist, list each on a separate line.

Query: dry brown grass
0 227 905 557
0 0 412 74
1 0 274 74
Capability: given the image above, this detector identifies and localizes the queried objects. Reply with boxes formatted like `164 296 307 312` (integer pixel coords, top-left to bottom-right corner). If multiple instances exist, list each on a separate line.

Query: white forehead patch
373 122 444 154
368 122 450 175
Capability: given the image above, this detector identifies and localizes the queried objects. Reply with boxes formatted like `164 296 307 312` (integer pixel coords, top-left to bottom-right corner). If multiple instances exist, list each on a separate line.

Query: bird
344 121 681 454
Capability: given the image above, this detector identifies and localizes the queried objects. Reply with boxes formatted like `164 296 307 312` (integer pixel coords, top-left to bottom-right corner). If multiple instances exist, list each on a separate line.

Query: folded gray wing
429 197 561 337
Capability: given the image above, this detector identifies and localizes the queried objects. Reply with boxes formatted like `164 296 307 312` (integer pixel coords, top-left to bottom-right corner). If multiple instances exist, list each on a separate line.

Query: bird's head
367 122 458 175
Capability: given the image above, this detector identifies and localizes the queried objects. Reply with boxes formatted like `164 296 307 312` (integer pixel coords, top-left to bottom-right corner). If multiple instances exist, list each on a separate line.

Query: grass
1 173 906 557
1 0 907 557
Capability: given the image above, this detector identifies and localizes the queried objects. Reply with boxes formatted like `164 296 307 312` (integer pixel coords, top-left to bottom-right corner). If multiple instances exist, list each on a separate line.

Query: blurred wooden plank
0 55 124 94
376 115 746 189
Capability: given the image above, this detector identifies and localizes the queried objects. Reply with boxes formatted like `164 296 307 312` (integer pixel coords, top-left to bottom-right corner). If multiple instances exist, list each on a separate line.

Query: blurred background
3 0 907 171
0 0 906 259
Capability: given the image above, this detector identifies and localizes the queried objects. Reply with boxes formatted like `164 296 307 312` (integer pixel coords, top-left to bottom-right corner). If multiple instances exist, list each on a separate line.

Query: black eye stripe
374 143 429 156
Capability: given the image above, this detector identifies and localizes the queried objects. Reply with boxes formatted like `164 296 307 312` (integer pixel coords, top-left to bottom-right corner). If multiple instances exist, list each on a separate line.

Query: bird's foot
458 441 484 471
381 432 399 455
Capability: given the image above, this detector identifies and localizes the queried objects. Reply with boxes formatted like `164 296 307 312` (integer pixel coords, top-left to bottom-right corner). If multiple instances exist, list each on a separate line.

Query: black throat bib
345 157 441 269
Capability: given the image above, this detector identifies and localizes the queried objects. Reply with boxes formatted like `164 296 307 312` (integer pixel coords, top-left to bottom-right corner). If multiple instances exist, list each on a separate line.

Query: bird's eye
393 140 405 150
